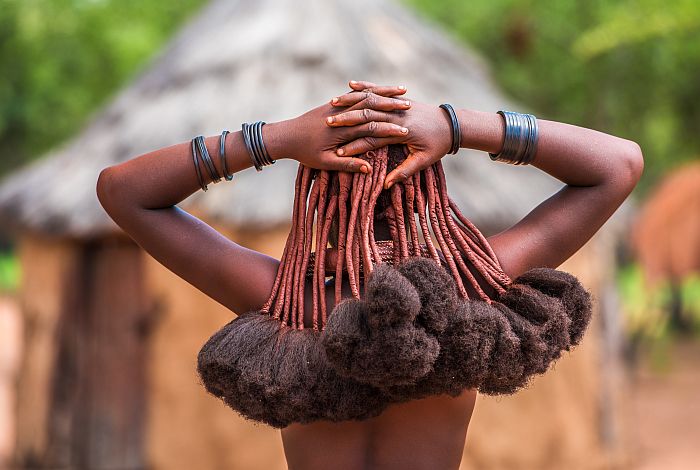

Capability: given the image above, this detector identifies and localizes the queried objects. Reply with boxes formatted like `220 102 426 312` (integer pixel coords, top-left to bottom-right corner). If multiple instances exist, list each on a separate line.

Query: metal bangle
191 138 208 191
439 103 461 155
250 121 267 166
242 121 275 170
515 112 529 164
195 135 222 183
251 121 274 166
522 113 539 164
493 111 508 161
242 122 263 171
489 110 538 165
490 110 513 162
255 121 275 165
219 130 234 181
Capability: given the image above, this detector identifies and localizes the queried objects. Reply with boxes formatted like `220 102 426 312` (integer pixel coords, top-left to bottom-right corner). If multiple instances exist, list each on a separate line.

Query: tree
0 0 206 177
406 0 700 192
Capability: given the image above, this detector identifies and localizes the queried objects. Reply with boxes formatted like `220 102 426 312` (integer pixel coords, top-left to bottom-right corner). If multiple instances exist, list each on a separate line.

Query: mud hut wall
13 233 154 469
144 223 289 470
13 234 75 464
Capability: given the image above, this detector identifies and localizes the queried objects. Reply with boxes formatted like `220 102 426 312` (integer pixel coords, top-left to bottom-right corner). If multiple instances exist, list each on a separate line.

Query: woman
96 80 643 470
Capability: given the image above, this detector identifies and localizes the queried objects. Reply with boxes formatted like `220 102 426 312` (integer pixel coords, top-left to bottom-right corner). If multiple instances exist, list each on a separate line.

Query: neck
373 218 392 241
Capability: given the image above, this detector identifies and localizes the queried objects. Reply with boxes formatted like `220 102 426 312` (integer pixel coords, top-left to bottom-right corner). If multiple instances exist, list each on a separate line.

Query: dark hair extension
197 145 593 428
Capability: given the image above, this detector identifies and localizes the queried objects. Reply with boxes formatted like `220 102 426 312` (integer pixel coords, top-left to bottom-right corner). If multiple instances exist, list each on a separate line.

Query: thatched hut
0 0 628 468
633 161 700 284
632 161 700 330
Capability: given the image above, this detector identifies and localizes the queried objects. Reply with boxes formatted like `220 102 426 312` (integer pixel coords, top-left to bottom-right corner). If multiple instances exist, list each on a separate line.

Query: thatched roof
0 0 562 239
633 161 700 283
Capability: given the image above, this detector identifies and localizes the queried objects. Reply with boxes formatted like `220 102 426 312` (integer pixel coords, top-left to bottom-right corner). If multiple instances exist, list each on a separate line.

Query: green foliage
0 0 206 177
618 263 672 341
617 263 700 367
2 0 699 193
405 0 700 192
573 0 700 59
0 251 20 293
682 276 700 321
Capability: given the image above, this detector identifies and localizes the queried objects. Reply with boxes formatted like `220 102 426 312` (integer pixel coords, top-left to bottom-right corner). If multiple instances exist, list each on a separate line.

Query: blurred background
0 0 699 469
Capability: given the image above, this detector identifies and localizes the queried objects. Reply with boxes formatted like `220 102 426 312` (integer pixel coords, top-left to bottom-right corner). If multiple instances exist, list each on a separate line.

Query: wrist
263 120 293 161
438 104 460 155
458 109 505 154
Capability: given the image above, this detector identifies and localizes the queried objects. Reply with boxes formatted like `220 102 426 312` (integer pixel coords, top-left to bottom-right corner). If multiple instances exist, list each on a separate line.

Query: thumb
321 152 372 174
384 152 428 189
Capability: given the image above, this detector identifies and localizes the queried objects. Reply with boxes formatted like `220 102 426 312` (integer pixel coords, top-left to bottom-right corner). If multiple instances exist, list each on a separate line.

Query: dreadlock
197 145 593 428
260 145 509 329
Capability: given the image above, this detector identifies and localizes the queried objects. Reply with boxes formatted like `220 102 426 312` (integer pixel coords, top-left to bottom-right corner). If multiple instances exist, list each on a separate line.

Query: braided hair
197 145 592 428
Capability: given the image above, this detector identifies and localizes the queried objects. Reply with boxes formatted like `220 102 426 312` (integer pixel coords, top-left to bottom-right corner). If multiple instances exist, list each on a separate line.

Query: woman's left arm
97 129 279 315
96 91 410 314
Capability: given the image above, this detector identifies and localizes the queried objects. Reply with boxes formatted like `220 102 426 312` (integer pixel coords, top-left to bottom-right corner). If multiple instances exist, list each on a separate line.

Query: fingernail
350 80 358 85
385 180 393 189
360 165 370 173
401 127 408 133
398 85 406 90
404 100 411 106
337 148 345 156
326 116 334 124
331 97 339 104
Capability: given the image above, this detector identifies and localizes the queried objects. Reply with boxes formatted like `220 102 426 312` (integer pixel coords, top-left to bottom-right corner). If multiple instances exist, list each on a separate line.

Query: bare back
281 389 477 470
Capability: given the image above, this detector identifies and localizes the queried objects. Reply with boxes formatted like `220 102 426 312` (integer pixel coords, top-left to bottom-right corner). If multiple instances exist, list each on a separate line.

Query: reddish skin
97 80 643 470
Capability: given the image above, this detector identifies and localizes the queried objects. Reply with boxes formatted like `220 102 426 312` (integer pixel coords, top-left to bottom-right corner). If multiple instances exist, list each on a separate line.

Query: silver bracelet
489 110 539 165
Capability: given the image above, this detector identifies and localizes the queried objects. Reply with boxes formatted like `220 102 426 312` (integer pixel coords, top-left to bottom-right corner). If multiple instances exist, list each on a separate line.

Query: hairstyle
259 145 511 331
197 145 593 428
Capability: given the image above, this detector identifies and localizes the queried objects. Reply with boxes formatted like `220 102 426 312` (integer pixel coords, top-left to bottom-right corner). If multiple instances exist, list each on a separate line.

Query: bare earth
628 340 700 470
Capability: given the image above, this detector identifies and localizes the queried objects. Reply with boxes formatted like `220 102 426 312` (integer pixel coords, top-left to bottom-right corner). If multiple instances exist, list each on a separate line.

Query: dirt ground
627 339 700 470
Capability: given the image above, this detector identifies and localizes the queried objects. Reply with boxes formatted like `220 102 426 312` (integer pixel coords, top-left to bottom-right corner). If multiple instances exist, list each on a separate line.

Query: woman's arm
97 130 279 315
456 109 643 277
326 83 644 278
96 92 410 314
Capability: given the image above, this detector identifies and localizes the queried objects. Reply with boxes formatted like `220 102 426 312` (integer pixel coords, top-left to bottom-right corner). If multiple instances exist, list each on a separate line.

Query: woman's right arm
455 110 644 277
326 83 644 278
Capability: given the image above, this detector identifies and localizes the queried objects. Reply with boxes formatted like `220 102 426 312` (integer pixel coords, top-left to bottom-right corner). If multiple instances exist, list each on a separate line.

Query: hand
265 82 411 173
326 80 453 188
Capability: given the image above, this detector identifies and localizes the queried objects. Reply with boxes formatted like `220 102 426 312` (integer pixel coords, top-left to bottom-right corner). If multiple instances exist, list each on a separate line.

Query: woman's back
281 388 477 470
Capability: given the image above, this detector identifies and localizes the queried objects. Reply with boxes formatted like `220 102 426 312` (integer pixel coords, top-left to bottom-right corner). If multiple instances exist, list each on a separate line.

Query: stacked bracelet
489 110 539 165
242 121 275 171
191 137 208 191
439 104 461 155
195 135 222 183
219 130 234 181
191 132 237 191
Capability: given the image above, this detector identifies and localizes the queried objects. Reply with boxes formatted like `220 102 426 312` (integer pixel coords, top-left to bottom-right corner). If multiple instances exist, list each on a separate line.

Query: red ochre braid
260 146 512 330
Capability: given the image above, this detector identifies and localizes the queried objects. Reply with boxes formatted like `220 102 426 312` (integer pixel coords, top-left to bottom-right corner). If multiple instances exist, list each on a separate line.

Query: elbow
616 139 644 191
96 166 124 215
